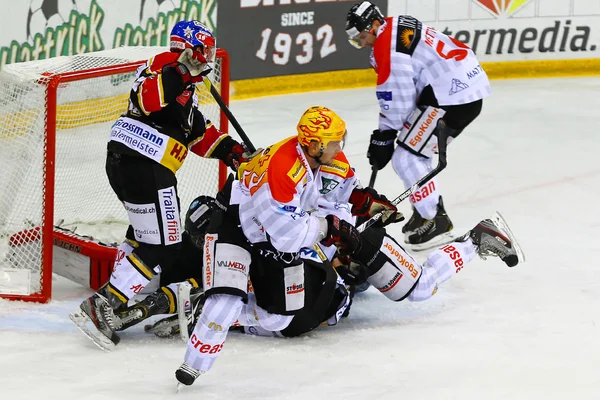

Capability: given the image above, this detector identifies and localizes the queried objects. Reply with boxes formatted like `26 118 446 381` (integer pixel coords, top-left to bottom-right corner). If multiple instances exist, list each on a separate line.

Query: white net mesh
0 47 225 299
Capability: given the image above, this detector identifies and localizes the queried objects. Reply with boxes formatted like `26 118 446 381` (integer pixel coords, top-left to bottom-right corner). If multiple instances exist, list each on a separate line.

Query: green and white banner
0 0 217 69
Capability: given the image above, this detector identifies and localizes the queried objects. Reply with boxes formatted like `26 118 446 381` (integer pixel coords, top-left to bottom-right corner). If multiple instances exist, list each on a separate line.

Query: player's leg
345 217 522 302
176 203 252 387
70 155 184 349
393 86 483 250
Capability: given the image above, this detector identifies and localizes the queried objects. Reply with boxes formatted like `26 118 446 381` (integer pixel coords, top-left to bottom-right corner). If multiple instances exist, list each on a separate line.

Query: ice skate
402 206 425 239
145 314 181 338
175 362 203 391
69 288 121 351
459 212 525 267
406 197 458 251
115 290 171 332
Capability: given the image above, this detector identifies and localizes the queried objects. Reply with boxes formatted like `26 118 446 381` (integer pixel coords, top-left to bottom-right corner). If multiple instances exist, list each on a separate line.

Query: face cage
192 43 216 64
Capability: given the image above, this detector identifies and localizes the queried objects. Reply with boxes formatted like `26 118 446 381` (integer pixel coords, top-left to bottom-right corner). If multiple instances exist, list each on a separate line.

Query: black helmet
185 195 219 248
346 1 385 48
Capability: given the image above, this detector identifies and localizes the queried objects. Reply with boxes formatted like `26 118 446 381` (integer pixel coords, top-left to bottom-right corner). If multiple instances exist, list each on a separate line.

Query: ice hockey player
346 1 491 250
107 195 352 341
174 105 403 388
335 214 524 308
69 21 253 350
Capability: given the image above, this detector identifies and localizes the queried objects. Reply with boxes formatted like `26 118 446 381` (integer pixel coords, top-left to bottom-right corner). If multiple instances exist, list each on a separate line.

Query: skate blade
69 309 118 352
408 231 461 252
177 283 192 343
491 212 526 264
144 317 180 339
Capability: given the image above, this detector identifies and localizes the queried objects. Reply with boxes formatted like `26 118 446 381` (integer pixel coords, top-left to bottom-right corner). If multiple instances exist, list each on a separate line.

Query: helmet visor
346 27 364 49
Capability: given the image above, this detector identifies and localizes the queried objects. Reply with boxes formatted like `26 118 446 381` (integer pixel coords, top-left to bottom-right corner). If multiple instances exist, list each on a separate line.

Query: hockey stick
368 166 377 188
356 127 449 233
202 78 256 153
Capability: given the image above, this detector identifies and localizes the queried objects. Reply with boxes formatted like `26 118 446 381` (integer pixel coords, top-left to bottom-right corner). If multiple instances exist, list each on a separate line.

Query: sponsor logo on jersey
396 16 422 55
287 159 306 183
286 283 304 295
320 177 340 194
123 204 156 215
379 271 403 293
467 64 484 80
216 260 247 273
383 241 419 278
449 78 469 95
409 180 436 204
441 244 464 273
159 187 181 244
208 322 223 331
320 159 349 178
376 91 392 101
113 119 164 146
279 205 297 213
204 234 216 287
190 334 224 354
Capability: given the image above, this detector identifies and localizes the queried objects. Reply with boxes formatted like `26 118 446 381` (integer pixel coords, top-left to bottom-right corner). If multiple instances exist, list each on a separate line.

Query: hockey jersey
231 136 359 254
372 16 491 131
108 51 234 173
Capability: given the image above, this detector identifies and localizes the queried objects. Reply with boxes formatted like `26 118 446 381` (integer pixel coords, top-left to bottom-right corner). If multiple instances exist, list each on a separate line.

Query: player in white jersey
335 212 524 309
346 1 492 251
174 106 403 388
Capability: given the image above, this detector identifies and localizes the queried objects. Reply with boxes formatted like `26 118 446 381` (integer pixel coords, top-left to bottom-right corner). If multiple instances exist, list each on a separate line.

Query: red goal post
0 47 230 303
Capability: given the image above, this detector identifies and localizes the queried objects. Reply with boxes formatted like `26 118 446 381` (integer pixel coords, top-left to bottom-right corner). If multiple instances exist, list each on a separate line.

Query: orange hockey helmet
297 106 347 149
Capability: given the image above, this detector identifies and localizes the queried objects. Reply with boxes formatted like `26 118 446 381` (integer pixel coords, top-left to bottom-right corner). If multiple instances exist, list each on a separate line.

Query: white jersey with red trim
231 136 359 253
371 16 491 131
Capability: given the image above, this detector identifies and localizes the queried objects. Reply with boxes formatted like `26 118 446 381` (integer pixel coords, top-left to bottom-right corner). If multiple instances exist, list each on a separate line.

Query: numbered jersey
108 51 230 172
232 136 359 253
372 16 491 131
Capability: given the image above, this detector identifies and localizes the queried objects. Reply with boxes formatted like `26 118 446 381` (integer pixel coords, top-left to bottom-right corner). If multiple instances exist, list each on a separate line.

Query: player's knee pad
203 233 251 300
353 228 422 302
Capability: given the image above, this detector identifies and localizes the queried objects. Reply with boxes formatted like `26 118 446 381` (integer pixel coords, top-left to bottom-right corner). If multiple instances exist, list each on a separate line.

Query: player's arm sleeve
377 58 418 132
253 171 321 253
317 168 359 224
188 109 233 159
130 53 186 115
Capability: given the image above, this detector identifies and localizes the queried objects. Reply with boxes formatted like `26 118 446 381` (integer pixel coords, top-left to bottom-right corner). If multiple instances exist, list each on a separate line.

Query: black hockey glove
320 215 362 256
367 129 397 170
349 187 404 228
334 257 370 286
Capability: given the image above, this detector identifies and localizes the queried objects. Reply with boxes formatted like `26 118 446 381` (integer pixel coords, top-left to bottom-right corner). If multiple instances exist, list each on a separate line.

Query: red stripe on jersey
374 17 393 86
189 124 227 157
137 52 180 113
268 138 305 204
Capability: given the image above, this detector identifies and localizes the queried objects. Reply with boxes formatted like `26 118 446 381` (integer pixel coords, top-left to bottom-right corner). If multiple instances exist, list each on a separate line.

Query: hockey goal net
0 47 229 303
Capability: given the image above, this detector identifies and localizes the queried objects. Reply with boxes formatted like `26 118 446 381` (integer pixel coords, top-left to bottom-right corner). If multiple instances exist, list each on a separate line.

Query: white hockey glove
177 48 204 76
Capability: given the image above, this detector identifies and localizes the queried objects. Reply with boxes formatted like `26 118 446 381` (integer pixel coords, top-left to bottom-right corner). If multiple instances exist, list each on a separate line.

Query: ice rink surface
2 76 600 400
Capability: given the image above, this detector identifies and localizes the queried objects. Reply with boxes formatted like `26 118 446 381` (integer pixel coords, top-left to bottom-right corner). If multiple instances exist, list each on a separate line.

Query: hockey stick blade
357 129 449 233
177 283 192 343
491 212 526 265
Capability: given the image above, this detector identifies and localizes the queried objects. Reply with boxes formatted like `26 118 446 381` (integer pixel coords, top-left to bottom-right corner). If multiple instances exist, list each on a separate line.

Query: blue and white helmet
170 20 216 64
